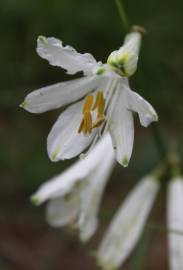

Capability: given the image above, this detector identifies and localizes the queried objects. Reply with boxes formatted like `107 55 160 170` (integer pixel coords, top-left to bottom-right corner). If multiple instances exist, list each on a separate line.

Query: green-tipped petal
30 195 42 206
47 100 97 161
109 89 134 167
125 88 158 127
21 76 101 113
37 36 98 76
97 176 159 269
19 101 28 109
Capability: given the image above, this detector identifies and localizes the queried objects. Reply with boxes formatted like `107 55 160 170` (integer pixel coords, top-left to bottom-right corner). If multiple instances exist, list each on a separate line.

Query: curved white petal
109 91 134 167
46 193 80 227
45 134 114 237
167 177 183 270
47 100 97 161
21 76 100 113
97 176 159 270
78 145 115 242
125 88 158 127
31 134 113 204
37 36 99 75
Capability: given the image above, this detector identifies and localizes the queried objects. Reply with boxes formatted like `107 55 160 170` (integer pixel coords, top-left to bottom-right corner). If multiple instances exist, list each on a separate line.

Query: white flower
167 177 183 270
31 134 115 242
97 176 160 270
21 30 158 166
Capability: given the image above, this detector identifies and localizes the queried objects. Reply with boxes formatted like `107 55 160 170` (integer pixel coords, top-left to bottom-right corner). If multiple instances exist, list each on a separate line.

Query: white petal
37 36 99 75
167 177 183 270
122 31 141 62
46 193 80 227
125 88 158 127
107 32 141 77
46 135 114 235
21 76 100 113
97 176 159 270
109 91 134 167
78 145 115 242
31 134 113 204
47 100 97 161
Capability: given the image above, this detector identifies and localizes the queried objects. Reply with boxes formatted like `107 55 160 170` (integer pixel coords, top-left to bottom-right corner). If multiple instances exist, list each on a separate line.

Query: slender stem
114 0 130 32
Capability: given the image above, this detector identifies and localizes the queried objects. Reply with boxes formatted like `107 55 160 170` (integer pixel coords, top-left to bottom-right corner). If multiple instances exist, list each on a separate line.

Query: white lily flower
21 30 158 166
97 176 160 270
31 134 115 242
167 177 183 270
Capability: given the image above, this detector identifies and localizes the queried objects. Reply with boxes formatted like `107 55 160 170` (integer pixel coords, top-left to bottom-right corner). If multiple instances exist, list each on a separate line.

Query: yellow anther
92 91 100 111
97 91 105 117
78 112 93 135
85 112 92 133
78 92 106 135
78 118 84 134
92 91 105 128
78 95 93 134
83 95 93 113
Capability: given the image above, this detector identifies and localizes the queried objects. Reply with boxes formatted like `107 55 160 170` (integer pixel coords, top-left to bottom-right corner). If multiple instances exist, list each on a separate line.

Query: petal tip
120 156 129 167
19 100 28 109
30 195 41 206
153 113 158 122
150 111 158 123
38 35 46 43
96 256 114 270
49 148 60 162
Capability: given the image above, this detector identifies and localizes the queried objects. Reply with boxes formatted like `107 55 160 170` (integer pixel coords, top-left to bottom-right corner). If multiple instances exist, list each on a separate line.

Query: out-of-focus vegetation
0 0 183 269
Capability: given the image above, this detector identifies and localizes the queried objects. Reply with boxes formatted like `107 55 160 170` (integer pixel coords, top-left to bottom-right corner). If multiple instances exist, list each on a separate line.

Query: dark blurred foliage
0 0 183 269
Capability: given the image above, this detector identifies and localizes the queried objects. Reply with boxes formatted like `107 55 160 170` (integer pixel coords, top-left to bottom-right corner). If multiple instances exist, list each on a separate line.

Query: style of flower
20 29 158 166
31 134 115 242
97 175 159 270
167 176 183 270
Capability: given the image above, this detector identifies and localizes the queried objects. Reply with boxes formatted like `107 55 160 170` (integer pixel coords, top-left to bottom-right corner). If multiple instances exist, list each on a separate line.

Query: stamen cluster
78 91 105 134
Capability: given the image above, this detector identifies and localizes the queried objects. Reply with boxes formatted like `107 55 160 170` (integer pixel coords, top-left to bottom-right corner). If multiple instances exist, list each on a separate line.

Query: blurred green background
0 0 183 269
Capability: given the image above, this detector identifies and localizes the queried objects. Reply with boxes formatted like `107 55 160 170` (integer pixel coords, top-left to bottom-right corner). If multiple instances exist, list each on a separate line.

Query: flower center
78 91 105 135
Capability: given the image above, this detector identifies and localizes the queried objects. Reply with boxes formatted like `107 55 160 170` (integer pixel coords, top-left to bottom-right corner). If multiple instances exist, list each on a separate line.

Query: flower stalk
114 0 129 32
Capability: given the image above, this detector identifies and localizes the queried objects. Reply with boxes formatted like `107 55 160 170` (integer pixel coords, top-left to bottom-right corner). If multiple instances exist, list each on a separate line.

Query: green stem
114 0 130 32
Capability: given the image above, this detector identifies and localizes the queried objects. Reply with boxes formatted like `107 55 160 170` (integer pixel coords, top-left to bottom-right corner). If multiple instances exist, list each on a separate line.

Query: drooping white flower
21 29 158 166
97 176 160 270
167 177 183 270
31 134 115 242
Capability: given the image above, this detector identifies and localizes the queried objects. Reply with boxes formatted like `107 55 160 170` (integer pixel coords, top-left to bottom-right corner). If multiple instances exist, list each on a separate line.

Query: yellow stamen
92 91 100 111
78 92 106 135
78 118 84 134
78 112 93 135
83 95 93 113
78 96 93 134
92 91 105 128
85 112 92 133
97 91 105 117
